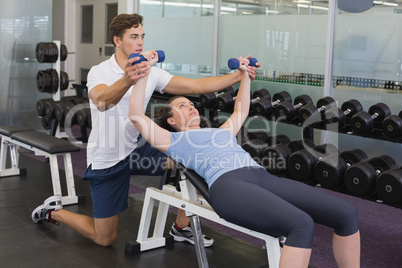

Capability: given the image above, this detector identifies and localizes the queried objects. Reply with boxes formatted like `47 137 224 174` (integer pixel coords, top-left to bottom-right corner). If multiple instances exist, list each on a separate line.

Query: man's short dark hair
109 13 144 46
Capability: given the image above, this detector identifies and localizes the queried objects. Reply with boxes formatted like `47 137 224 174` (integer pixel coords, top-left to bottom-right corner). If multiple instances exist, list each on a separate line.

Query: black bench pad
0 126 34 137
11 131 79 154
176 163 210 204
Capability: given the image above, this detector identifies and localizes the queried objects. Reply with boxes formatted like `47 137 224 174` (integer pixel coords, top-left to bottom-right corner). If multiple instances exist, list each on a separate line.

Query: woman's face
167 97 200 131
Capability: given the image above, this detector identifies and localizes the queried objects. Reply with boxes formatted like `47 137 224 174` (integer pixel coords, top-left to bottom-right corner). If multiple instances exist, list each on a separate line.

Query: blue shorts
82 136 168 218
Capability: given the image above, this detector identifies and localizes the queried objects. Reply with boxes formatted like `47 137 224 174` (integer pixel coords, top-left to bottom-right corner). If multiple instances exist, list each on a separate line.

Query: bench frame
126 173 282 268
0 134 79 206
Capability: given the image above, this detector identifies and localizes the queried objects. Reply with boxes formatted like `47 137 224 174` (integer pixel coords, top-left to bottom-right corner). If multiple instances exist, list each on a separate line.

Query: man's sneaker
169 222 214 247
32 195 62 224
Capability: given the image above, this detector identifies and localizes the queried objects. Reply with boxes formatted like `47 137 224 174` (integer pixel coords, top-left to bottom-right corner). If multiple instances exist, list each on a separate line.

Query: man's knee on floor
94 232 118 247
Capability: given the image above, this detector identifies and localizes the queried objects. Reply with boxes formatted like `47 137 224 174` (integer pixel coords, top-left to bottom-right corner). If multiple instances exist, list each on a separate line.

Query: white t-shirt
86 54 173 170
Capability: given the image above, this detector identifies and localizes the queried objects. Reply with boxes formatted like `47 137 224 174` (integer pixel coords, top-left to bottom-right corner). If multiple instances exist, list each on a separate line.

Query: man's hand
245 54 261 81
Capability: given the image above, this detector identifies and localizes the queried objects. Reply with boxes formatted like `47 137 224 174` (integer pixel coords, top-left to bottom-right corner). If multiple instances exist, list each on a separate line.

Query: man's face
117 24 145 58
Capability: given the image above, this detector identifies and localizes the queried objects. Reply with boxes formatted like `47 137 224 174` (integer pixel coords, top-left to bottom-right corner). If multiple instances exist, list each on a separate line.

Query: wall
0 0 53 129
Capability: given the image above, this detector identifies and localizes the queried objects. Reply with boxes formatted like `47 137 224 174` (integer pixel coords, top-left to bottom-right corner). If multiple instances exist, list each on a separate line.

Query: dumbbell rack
36 40 67 138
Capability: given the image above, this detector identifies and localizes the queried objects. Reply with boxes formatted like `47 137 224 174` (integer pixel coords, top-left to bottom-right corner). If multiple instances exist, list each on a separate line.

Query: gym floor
0 153 278 268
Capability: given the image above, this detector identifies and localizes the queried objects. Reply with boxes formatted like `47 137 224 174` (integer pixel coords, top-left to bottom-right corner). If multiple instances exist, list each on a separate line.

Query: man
32 13 259 247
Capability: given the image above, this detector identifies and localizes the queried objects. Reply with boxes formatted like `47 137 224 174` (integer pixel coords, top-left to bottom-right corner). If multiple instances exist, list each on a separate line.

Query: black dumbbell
250 89 271 112
375 168 402 204
315 148 368 189
253 91 292 118
55 101 77 125
242 139 268 163
261 135 291 174
247 130 269 142
325 99 363 126
275 94 313 120
199 87 236 108
242 130 269 161
261 144 293 174
216 88 270 112
76 107 92 128
351 102 391 135
288 138 316 153
265 134 291 147
288 148 319 183
37 98 55 117
40 117 51 130
287 143 339 183
44 100 62 121
344 155 398 197
299 96 337 124
382 110 402 138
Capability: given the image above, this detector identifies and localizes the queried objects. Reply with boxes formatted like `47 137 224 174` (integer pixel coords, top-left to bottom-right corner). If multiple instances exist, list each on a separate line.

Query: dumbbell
325 99 363 126
216 88 271 112
260 134 291 174
128 50 165 65
44 100 62 121
247 130 269 142
242 139 268 164
253 91 292 118
299 96 337 124
315 149 368 189
227 57 258 69
275 94 313 120
55 101 78 125
351 103 391 135
241 130 272 162
382 110 402 138
199 87 236 108
37 98 55 117
265 134 291 147
76 107 92 128
261 136 292 174
288 143 339 183
344 155 398 197
250 89 271 112
288 139 315 153
375 168 402 204
261 144 293 174
36 42 68 63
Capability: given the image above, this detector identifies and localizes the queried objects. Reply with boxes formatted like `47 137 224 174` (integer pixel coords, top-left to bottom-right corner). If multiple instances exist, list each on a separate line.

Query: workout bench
0 125 81 205
125 164 282 268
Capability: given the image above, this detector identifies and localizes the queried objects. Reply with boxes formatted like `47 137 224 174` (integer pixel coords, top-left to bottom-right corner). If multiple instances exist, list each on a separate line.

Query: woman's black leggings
209 167 359 249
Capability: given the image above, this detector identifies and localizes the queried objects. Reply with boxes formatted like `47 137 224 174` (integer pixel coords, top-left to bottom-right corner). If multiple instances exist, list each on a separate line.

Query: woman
129 51 361 268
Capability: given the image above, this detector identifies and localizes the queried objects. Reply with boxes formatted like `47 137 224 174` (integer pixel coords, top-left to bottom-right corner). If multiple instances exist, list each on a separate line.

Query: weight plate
375 169 402 204
344 162 376 196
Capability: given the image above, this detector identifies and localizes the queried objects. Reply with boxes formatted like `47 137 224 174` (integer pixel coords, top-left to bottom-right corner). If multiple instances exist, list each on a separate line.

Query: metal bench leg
62 153 78 205
136 189 170 250
265 236 281 268
0 141 21 177
48 155 62 197
0 140 8 171
189 214 209 268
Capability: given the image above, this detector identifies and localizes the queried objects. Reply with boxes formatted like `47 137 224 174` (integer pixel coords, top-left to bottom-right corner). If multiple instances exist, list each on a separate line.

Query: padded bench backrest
176 163 210 204
11 131 79 154
0 126 33 137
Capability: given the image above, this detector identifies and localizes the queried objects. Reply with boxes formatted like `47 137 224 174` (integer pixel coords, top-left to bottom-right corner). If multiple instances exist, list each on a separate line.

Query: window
105 3 118 44
81 5 93 43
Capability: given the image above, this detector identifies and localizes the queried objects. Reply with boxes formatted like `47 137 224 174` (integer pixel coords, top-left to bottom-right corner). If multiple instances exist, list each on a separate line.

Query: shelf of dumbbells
192 88 402 144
